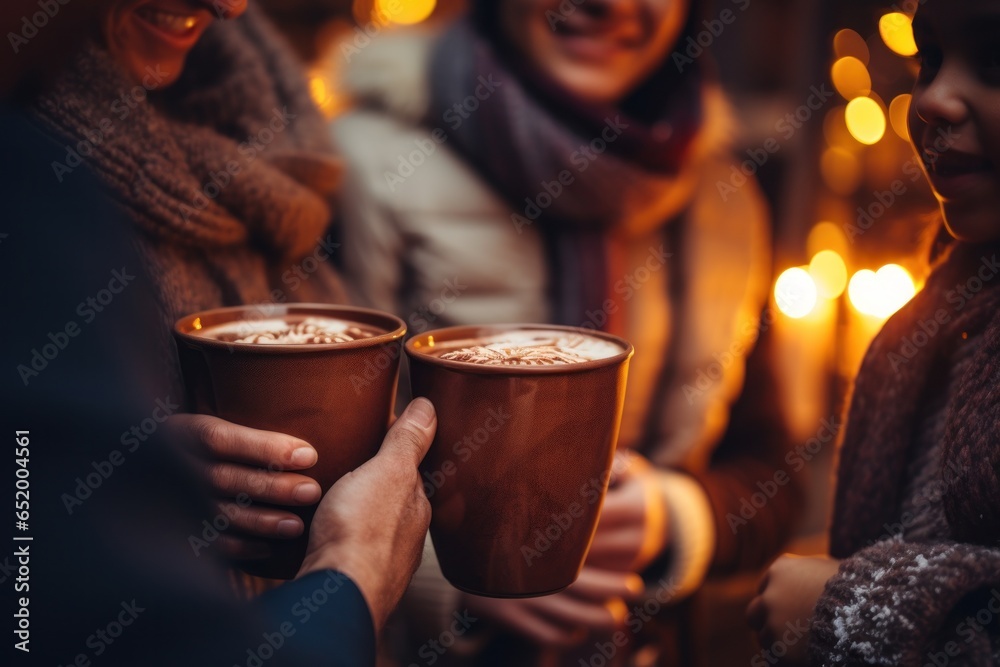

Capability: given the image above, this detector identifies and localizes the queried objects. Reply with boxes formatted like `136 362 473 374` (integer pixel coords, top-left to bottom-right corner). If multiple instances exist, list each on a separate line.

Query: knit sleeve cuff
654 470 717 602
809 540 1000 666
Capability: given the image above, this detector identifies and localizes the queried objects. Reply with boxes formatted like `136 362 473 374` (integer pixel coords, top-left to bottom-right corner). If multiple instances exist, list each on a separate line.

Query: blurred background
257 0 936 662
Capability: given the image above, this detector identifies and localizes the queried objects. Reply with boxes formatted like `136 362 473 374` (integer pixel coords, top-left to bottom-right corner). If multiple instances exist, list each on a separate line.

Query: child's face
499 0 690 104
909 0 1000 243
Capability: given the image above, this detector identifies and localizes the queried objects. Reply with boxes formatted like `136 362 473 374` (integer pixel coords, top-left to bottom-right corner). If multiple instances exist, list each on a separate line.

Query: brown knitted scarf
30 4 340 272
831 241 1000 556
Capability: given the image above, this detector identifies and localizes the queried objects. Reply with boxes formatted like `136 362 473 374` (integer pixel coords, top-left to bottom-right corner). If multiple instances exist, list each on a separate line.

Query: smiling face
101 0 247 86
908 0 1000 243
498 0 690 104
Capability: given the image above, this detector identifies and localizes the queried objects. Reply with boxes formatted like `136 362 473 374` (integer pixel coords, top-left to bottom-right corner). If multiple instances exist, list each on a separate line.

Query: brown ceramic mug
174 304 406 579
405 324 633 597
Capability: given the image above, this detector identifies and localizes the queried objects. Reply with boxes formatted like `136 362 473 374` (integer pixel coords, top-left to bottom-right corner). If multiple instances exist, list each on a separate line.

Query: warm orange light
848 269 878 315
807 222 849 259
833 29 870 65
831 56 872 101
378 0 436 24
310 76 329 107
848 265 916 318
775 267 818 319
809 250 848 299
889 94 912 141
874 264 916 316
879 13 918 57
845 97 886 145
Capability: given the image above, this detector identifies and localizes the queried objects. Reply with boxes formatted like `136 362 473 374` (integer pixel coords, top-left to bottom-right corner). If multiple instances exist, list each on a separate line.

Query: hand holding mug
587 451 671 573
165 413 323 560
463 567 644 646
298 399 436 631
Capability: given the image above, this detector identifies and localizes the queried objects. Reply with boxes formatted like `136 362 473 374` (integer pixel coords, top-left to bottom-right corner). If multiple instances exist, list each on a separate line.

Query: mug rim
405 323 634 375
174 303 407 354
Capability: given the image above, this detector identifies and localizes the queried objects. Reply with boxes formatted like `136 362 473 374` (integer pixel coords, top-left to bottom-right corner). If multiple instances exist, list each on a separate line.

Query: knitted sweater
811 244 1000 666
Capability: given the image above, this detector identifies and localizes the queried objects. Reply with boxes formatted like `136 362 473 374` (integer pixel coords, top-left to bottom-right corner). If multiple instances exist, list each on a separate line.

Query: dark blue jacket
1 108 374 667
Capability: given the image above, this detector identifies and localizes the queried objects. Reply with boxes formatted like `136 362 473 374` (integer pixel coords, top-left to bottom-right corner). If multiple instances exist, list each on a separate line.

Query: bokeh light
833 28 870 65
831 57 872 101
377 0 436 24
889 94 912 142
845 97 886 145
809 250 848 299
807 221 849 259
875 264 917 314
879 12 918 57
775 267 819 319
309 76 330 111
848 265 916 318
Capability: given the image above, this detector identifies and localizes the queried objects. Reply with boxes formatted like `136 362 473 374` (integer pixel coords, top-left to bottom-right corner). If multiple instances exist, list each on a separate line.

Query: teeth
139 8 198 33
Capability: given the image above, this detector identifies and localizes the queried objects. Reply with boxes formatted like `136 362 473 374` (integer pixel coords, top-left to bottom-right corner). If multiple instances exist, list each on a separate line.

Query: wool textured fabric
830 242 1000 554
31 4 346 389
811 241 1000 665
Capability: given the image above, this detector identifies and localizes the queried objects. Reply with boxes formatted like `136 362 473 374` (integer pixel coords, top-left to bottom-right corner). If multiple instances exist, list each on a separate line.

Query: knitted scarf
831 241 1000 556
426 17 704 326
30 5 343 319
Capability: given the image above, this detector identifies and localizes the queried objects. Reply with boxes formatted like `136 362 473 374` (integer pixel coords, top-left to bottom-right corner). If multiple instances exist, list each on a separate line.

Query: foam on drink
430 330 622 366
198 316 381 345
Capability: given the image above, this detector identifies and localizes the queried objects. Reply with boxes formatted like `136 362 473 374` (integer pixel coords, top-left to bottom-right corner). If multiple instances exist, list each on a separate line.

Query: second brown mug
406 324 633 597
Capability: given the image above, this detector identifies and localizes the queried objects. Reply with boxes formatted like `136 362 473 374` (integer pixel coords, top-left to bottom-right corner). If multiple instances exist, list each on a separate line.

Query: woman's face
908 0 1000 243
499 0 691 104
101 0 248 86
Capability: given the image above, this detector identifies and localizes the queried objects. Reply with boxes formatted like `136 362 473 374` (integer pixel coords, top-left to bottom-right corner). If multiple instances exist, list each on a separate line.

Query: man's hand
298 398 436 632
463 567 644 646
746 554 842 666
165 413 323 560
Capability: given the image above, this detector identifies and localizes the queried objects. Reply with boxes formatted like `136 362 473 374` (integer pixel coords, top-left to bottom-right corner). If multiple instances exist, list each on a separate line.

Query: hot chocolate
197 316 382 345
174 304 407 579
429 330 623 366
405 324 634 596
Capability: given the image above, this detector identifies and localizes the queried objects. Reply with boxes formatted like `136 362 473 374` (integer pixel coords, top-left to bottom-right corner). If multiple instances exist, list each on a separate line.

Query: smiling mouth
552 9 642 48
135 6 201 37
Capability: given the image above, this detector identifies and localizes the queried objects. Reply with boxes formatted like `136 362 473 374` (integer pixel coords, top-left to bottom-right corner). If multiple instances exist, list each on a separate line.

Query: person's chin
546 64 628 105
125 54 184 86
942 202 1000 244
